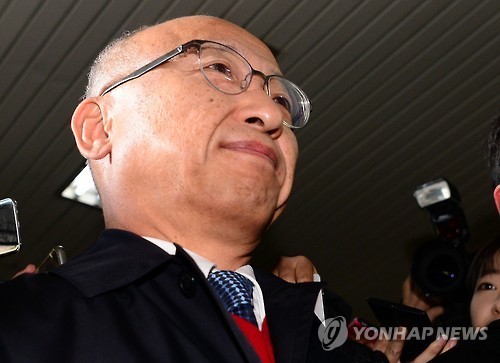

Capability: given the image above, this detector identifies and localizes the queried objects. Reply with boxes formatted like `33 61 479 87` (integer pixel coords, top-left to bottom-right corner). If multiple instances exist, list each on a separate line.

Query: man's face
470 253 500 328
105 18 299 230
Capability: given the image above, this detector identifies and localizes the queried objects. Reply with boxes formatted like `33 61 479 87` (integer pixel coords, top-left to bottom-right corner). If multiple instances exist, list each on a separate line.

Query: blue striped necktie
208 270 258 326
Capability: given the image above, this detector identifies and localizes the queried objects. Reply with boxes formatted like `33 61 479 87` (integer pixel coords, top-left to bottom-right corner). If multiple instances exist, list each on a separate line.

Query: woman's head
468 237 500 327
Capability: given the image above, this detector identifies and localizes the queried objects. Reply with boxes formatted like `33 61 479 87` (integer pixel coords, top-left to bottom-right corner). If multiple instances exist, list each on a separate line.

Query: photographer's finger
412 334 449 363
402 276 413 304
384 336 405 363
441 337 458 353
427 305 445 322
272 257 297 283
373 327 405 363
372 332 388 353
12 264 37 279
295 256 316 282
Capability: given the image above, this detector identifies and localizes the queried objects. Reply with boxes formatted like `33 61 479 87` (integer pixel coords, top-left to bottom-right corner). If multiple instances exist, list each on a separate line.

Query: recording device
0 198 21 256
0 198 66 272
411 178 470 301
367 297 431 328
37 245 67 273
367 297 433 362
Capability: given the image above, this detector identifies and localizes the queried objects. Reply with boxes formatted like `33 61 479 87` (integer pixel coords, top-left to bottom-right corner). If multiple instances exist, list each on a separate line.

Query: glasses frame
100 39 311 128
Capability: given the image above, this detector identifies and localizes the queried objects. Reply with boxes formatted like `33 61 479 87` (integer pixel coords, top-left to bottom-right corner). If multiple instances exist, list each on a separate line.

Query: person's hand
12 264 37 279
410 335 457 363
373 327 406 363
272 255 318 283
402 276 444 322
374 327 457 363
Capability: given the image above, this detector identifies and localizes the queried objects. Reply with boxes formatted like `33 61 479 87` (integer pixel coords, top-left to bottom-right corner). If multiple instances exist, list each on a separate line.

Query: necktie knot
208 270 257 326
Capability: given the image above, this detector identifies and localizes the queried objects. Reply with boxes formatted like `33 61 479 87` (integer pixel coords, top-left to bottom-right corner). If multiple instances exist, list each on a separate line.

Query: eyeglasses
100 39 311 129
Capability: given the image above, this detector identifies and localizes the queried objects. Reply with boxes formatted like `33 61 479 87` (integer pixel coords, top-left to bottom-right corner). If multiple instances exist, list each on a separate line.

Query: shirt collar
143 236 265 329
143 236 215 277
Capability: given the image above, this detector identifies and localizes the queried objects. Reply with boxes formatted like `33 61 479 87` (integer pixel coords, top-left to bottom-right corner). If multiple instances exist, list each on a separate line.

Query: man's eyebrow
220 40 283 76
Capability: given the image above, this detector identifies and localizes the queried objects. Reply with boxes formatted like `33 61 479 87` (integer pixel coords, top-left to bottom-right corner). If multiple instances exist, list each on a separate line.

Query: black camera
411 178 470 302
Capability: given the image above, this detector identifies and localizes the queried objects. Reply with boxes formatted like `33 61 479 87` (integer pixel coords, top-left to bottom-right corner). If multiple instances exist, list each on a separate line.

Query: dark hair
486 114 500 186
466 236 500 299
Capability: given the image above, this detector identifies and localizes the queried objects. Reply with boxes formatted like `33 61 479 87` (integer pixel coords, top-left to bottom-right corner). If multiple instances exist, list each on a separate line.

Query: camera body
411 178 470 302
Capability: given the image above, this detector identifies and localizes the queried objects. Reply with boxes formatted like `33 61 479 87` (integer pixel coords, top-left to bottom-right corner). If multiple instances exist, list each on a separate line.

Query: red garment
232 314 275 363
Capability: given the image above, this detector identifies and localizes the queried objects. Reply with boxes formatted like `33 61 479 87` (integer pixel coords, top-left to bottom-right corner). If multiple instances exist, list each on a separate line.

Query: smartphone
0 198 21 256
367 297 433 362
367 297 431 328
37 246 67 273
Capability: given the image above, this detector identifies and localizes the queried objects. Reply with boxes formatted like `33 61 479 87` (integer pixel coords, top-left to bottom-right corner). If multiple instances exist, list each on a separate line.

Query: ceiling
1 0 499 319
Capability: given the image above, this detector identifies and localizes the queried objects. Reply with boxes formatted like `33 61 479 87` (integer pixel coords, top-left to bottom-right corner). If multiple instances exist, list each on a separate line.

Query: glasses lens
198 42 251 94
268 77 311 128
198 41 311 129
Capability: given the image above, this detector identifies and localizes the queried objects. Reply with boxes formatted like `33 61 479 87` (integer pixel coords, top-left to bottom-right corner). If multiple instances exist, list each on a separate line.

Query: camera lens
426 253 460 288
411 239 469 300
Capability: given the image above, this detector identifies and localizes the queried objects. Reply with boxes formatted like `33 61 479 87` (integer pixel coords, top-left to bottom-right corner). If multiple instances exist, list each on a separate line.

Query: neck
180 238 255 270
105 206 266 271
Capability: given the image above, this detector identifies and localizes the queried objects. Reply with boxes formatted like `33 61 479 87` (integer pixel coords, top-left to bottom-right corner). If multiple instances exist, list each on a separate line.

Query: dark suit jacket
0 229 386 362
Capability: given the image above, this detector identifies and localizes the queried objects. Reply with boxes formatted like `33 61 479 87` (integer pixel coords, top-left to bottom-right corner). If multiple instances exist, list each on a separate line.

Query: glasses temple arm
100 45 185 96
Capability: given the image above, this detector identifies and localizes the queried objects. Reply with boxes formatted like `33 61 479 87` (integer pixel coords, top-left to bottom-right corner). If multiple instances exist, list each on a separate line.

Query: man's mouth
222 141 278 168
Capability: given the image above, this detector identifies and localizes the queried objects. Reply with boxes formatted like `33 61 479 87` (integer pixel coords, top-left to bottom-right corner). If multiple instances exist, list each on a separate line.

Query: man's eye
273 95 292 113
477 282 496 291
206 63 232 78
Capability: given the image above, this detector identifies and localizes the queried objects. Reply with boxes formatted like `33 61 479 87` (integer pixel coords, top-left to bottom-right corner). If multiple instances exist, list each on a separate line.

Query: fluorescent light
61 165 101 208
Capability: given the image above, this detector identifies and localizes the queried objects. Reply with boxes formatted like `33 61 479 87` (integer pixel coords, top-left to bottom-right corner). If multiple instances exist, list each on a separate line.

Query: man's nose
237 84 285 138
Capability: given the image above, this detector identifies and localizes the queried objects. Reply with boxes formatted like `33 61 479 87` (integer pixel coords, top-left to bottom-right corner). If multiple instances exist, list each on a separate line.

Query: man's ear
71 98 112 160
493 185 500 214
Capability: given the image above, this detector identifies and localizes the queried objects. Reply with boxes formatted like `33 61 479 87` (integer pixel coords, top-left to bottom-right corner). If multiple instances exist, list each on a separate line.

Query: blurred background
0 0 499 320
